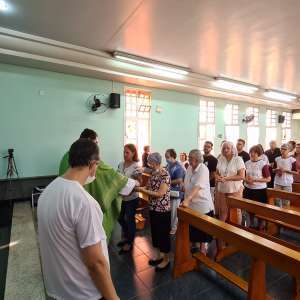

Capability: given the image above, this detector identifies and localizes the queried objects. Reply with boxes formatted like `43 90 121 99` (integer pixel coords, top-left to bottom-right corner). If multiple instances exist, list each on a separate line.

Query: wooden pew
267 188 300 210
226 196 300 254
293 183 300 193
265 188 300 234
173 207 300 300
227 196 300 299
227 196 300 229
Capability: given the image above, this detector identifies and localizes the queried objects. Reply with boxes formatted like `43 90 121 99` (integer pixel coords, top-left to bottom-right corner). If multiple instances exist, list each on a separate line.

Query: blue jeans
118 198 139 244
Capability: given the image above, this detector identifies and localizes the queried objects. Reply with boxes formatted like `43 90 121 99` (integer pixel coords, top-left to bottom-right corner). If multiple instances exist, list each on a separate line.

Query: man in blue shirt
165 149 186 235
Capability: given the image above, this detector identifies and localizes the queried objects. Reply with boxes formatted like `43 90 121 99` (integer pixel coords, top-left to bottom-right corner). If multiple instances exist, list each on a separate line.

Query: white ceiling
1 0 300 102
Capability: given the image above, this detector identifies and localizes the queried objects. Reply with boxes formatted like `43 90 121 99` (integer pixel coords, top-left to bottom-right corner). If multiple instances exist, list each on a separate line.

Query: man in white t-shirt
38 139 119 300
274 143 297 207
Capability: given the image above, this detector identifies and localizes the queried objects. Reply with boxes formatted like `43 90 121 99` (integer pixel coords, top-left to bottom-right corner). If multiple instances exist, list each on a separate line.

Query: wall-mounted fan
86 94 109 113
242 114 255 123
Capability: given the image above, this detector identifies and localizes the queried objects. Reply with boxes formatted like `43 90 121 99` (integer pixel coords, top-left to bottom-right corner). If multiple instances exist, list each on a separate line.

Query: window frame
124 88 152 158
246 106 260 150
265 109 278 148
198 99 216 150
224 103 240 143
281 111 292 144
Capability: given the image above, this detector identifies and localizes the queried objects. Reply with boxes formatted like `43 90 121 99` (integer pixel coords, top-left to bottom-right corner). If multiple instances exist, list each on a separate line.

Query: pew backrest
267 188 300 208
177 207 300 277
227 196 300 228
293 183 300 193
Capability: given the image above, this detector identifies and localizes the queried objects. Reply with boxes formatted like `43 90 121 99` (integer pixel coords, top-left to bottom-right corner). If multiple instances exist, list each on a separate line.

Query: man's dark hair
237 138 246 145
69 139 100 168
289 140 296 149
166 148 177 159
80 128 98 140
204 141 213 147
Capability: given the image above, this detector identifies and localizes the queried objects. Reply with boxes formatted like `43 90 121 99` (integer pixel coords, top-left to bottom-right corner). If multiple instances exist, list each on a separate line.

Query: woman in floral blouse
136 152 171 271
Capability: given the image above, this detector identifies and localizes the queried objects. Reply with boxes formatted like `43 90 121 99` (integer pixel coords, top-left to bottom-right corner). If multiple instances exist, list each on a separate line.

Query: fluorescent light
212 78 258 94
113 51 189 75
263 90 297 102
148 68 184 79
0 0 8 11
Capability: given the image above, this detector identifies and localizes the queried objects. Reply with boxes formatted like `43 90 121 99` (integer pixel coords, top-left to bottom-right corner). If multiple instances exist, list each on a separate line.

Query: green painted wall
0 63 299 179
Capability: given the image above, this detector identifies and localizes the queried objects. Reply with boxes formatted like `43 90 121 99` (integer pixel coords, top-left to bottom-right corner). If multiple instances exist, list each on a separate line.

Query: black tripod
2 149 20 204
4 150 19 179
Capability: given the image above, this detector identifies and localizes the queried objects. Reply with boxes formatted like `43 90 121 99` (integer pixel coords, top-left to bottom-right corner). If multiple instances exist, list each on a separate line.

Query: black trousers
149 210 171 253
243 187 267 203
189 210 214 243
118 198 139 244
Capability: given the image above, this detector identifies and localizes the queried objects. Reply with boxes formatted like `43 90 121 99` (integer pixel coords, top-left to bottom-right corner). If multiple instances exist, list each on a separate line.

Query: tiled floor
4 202 45 299
109 219 298 300
0 200 299 300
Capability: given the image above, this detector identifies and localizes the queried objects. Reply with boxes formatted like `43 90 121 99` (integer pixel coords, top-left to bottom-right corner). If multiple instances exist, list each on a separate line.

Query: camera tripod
2 150 20 204
4 153 19 179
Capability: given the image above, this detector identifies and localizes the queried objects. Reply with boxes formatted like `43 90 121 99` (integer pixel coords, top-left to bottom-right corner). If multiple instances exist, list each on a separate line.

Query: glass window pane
125 120 137 141
125 89 151 153
282 128 291 144
247 127 259 150
266 127 277 149
224 104 232 124
225 125 239 143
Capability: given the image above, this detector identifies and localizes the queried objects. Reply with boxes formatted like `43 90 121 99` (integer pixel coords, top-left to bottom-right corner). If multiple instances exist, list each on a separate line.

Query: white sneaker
170 229 177 235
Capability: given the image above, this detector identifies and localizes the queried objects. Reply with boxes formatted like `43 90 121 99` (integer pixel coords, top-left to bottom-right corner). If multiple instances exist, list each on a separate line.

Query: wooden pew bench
227 195 300 231
267 188 300 210
293 183 300 193
264 189 300 234
227 196 300 251
173 207 300 300
227 196 300 299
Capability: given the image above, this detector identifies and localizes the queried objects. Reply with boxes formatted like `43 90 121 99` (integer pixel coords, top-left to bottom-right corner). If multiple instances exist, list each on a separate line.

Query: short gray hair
147 152 162 165
189 149 203 163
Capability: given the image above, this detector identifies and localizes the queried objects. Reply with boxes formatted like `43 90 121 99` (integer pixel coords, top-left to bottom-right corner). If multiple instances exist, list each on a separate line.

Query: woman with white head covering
215 141 245 225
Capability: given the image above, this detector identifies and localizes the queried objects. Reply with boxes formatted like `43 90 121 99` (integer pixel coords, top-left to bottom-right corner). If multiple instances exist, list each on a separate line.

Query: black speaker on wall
109 93 120 109
278 115 285 124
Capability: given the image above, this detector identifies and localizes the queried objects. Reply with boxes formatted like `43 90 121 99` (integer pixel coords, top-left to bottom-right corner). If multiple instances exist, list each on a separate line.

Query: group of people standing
36 127 300 300
116 138 300 273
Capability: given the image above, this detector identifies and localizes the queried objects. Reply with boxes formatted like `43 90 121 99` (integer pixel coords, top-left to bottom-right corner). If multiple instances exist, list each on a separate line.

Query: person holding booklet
165 149 185 235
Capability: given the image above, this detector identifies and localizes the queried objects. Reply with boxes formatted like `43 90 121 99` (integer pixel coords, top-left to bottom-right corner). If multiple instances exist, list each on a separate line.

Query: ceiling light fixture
0 0 8 11
148 68 184 80
263 90 297 102
212 77 259 94
113 51 190 75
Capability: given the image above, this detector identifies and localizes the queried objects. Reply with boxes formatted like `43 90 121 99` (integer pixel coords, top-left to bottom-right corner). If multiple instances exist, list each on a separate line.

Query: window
266 110 277 148
282 111 292 144
224 104 239 143
124 89 151 157
246 107 259 150
198 100 215 150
